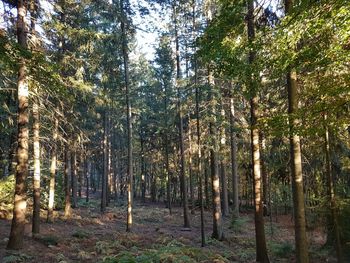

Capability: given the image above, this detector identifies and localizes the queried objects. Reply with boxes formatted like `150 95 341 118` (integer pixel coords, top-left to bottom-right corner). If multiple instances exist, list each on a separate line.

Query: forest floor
0 197 336 263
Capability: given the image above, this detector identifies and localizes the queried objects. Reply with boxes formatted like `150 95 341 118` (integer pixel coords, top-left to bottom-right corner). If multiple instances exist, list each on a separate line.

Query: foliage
0 175 14 218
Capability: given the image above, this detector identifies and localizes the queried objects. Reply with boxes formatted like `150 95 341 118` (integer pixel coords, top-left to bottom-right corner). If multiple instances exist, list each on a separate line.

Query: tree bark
208 70 223 240
247 0 269 261
32 94 41 234
101 111 108 212
64 148 72 218
324 114 343 262
47 118 58 223
220 161 229 217
7 0 29 250
285 1 309 262
174 2 190 228
71 144 78 208
229 98 239 218
120 0 133 231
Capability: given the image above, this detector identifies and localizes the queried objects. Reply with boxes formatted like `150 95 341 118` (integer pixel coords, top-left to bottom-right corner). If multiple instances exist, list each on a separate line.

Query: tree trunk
120 0 133 231
32 94 41 234
221 161 229 217
247 0 269 261
47 118 58 223
174 2 190 228
188 123 195 214
101 111 108 212
259 132 268 216
71 145 78 208
195 58 205 247
64 148 72 218
7 0 29 250
210 133 223 240
324 114 343 262
285 1 309 262
229 98 239 218
86 160 90 203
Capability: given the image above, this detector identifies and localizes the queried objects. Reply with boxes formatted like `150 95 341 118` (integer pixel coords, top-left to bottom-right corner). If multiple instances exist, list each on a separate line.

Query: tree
7 0 30 250
284 0 309 262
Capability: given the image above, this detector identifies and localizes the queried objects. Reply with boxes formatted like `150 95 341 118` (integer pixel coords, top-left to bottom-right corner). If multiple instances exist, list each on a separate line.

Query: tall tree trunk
47 118 58 222
220 161 229 217
31 0 41 234
188 123 195 214
259 132 268 216
32 93 40 234
284 1 309 262
141 135 146 203
86 159 90 203
71 144 78 208
174 2 190 228
247 0 269 261
229 98 239 218
120 0 133 231
204 161 210 208
7 0 29 250
324 114 343 262
195 58 205 247
101 111 108 212
208 71 223 240
64 148 72 218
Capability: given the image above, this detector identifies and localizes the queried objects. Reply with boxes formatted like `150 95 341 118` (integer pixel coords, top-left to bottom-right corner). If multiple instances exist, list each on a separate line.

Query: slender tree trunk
204 162 210 208
208 71 223 240
31 0 40 234
221 161 229 217
174 2 190 228
32 94 41 234
64 148 72 218
141 135 146 203
260 132 268 216
229 98 239 218
86 160 90 203
165 134 171 213
120 0 133 231
210 132 223 240
284 1 309 262
47 118 58 222
101 111 108 212
188 124 195 214
195 58 205 247
247 1 269 261
7 0 29 250
324 114 343 262
71 144 78 208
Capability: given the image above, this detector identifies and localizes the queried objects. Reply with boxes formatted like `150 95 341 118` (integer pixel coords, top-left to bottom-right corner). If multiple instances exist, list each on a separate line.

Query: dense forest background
0 0 349 262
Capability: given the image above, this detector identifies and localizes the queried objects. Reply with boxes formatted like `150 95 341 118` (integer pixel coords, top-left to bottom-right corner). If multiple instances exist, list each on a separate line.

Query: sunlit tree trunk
32 93 41 234
247 0 269 261
259 132 268 216
71 143 78 208
7 0 29 250
47 118 58 222
229 98 239 218
101 111 108 212
188 123 195 214
284 1 309 262
30 0 41 234
64 147 72 218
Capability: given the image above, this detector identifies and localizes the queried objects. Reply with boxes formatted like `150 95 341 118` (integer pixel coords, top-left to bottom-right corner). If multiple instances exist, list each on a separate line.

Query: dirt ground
0 198 336 263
